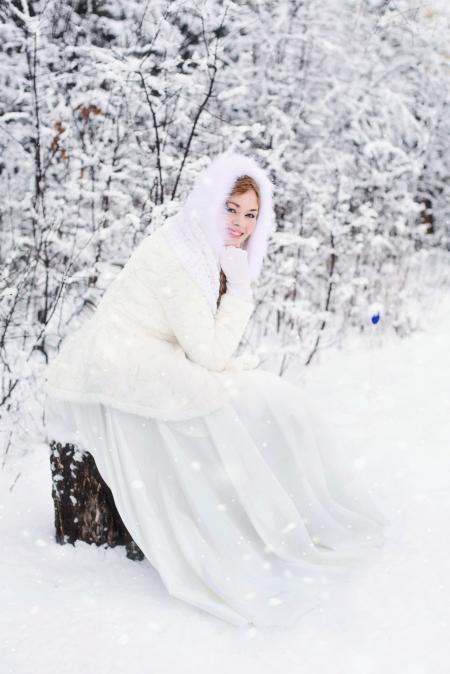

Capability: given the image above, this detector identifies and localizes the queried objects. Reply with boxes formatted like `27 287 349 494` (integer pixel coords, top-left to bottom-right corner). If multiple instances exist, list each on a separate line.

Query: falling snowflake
353 457 367 470
282 521 297 534
268 596 284 606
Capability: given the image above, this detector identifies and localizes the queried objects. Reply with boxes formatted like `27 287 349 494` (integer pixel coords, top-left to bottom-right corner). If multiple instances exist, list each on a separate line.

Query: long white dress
44 365 390 628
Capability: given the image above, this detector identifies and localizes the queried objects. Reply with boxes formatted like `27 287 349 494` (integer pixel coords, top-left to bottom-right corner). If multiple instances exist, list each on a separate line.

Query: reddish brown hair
230 175 260 206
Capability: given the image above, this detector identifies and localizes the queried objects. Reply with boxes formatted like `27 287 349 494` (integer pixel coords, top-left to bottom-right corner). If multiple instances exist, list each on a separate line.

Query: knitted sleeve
153 267 254 372
163 293 253 371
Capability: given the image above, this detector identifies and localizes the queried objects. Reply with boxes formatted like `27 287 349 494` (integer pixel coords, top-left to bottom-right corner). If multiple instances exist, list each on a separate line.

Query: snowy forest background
0 0 449 461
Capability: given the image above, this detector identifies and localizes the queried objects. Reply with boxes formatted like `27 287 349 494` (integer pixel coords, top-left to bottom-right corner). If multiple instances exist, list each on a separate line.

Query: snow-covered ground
1 293 449 674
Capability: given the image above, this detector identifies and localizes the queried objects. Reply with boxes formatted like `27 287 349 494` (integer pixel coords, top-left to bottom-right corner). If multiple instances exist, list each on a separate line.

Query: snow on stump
49 440 144 561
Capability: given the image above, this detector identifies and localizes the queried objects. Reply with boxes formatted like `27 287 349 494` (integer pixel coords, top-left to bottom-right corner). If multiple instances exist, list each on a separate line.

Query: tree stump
49 440 145 561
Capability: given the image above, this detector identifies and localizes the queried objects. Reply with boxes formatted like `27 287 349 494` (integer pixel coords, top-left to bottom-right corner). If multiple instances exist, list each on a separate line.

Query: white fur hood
180 151 276 280
161 151 277 313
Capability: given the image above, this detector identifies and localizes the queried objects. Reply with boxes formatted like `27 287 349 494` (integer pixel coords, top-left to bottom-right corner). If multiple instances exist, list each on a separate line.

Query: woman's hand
219 246 253 302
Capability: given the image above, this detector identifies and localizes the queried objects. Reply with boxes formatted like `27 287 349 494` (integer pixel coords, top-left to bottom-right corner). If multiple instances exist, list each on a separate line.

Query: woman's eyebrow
227 200 258 212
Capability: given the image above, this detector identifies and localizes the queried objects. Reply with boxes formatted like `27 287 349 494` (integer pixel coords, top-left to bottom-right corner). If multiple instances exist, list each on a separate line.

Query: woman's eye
226 206 256 218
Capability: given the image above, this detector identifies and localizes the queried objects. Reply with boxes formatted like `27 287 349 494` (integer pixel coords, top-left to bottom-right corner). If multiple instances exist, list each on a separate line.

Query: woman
44 151 390 628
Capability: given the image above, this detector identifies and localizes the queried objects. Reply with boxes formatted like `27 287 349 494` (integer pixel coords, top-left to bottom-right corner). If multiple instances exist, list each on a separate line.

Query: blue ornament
371 312 380 325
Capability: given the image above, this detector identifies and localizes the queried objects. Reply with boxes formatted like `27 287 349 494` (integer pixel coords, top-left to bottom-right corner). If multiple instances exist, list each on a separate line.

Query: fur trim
161 151 277 314
182 151 277 281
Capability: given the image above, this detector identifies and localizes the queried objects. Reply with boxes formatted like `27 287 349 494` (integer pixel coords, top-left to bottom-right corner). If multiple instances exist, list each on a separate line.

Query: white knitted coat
44 228 258 421
44 151 276 421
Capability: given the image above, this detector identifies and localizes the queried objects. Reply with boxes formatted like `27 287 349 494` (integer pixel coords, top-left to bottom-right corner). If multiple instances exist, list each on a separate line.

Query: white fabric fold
44 368 390 628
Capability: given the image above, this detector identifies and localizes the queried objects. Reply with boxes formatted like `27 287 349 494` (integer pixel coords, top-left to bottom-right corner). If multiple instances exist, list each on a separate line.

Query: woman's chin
225 235 248 247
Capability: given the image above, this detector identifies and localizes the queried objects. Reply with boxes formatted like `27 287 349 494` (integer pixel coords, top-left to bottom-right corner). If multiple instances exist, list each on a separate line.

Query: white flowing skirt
43 368 390 628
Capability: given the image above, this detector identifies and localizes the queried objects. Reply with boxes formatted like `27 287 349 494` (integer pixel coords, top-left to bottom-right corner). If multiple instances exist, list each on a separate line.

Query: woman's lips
227 228 244 238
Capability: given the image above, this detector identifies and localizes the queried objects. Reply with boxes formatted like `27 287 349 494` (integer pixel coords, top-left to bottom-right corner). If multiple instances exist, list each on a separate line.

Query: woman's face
224 190 259 248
